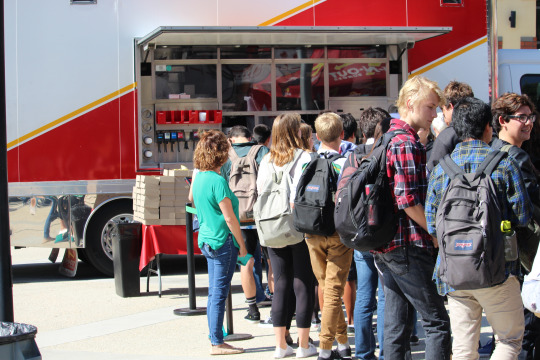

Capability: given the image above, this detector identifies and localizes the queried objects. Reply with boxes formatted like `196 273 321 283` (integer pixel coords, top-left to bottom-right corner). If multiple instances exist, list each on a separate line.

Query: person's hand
238 245 247 258
432 236 439 248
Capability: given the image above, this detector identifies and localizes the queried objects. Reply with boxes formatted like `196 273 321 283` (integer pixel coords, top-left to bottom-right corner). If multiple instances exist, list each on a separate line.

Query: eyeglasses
507 114 536 124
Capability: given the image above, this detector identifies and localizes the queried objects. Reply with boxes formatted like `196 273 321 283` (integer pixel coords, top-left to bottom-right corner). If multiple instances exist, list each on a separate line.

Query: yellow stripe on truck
409 37 488 78
258 0 326 26
7 83 136 150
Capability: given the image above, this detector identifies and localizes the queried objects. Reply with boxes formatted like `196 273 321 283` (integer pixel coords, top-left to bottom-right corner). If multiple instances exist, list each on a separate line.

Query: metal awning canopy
137 26 451 47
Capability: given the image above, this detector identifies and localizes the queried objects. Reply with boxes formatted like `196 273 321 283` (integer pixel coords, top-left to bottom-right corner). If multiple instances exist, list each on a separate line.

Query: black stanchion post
0 0 14 322
174 203 205 316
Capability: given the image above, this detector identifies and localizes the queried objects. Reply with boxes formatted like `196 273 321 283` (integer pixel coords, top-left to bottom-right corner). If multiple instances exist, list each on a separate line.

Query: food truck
5 0 498 275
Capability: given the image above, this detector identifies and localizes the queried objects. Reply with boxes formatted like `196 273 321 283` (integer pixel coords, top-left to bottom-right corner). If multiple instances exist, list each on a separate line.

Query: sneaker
317 349 344 360
337 347 352 360
410 335 419 346
244 311 260 323
297 343 318 358
311 319 321 330
275 345 294 358
265 286 274 299
259 315 273 327
347 325 355 334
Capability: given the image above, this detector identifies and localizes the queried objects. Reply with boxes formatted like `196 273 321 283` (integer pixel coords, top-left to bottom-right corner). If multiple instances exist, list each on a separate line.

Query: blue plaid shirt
426 140 532 295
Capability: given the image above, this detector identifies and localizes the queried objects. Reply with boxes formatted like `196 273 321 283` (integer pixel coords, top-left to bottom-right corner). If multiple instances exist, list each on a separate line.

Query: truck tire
85 200 133 277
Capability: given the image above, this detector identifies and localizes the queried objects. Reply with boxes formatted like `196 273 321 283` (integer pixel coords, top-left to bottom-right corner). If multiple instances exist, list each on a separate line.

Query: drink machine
137 45 222 170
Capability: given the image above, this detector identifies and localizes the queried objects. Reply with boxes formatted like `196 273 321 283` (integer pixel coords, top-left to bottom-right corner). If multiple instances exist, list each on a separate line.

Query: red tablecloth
139 225 201 271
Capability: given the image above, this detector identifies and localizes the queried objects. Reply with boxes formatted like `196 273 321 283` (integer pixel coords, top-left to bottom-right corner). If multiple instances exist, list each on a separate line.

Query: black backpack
293 152 342 236
436 151 508 290
334 130 405 251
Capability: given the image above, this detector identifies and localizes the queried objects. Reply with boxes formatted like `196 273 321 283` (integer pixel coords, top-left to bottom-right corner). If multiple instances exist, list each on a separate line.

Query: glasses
507 114 536 124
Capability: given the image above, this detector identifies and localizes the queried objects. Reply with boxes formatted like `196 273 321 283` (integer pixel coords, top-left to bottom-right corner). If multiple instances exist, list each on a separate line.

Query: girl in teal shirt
192 130 246 355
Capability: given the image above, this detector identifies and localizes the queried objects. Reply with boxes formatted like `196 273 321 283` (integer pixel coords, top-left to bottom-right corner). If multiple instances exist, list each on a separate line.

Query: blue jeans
375 246 451 360
201 235 238 345
353 251 378 360
377 278 385 360
252 243 266 303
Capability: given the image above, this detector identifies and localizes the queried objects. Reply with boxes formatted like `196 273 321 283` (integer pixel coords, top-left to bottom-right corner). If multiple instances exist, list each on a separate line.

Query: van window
520 74 540 110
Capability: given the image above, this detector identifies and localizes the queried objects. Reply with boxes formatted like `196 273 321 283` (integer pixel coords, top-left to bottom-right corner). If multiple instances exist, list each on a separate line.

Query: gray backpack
253 150 304 248
229 145 262 223
436 151 507 290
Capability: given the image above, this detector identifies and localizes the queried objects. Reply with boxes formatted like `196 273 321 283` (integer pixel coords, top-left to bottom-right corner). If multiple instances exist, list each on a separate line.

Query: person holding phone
192 130 248 355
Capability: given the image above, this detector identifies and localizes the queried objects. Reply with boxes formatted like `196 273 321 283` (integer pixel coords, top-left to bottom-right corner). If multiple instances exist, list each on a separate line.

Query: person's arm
219 197 247 257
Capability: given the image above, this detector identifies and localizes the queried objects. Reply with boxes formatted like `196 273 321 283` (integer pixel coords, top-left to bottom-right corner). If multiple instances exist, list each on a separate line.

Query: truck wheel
85 200 133 277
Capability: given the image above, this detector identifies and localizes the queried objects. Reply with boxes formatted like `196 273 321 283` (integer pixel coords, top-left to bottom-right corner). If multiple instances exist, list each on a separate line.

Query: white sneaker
274 345 294 358
296 344 318 358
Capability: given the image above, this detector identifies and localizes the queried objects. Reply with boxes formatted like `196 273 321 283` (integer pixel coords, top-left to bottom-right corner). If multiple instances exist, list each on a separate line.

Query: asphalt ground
11 247 494 359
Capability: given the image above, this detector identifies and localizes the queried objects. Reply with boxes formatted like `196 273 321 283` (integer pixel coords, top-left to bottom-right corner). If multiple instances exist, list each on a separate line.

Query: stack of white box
133 168 192 225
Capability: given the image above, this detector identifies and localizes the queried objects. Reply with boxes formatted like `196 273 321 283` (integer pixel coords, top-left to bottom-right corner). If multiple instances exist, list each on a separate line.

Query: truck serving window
520 74 540 111
222 64 272 111
276 63 325 111
155 65 217 100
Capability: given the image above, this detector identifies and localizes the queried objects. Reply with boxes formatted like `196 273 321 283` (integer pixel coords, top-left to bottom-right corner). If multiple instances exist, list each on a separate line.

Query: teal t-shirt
192 171 240 250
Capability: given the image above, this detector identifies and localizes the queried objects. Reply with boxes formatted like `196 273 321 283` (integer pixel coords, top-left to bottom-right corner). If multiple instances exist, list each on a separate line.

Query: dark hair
252 124 271 144
444 81 474 107
491 92 536 133
228 125 251 139
452 97 491 141
339 113 358 141
360 107 390 139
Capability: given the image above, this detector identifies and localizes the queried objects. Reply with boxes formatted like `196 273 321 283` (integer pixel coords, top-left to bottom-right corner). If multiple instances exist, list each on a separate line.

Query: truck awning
137 26 451 47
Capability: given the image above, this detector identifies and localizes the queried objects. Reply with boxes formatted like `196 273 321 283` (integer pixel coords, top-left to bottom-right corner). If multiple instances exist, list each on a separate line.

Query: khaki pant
306 233 353 350
448 276 524 360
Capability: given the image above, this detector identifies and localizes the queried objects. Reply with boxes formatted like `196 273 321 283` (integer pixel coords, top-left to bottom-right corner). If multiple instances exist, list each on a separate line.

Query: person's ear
340 130 345 140
498 115 507 128
407 99 413 112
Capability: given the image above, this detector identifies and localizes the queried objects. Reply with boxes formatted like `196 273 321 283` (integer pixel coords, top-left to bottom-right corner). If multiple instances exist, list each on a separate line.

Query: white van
498 49 540 110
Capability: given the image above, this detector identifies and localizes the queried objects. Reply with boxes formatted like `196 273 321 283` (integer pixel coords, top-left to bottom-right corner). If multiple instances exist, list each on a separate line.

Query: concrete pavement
11 247 494 359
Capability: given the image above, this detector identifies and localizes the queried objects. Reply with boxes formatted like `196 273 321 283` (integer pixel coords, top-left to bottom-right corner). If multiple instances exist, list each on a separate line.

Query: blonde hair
193 130 230 171
396 76 445 118
299 123 314 152
315 112 343 143
269 113 302 167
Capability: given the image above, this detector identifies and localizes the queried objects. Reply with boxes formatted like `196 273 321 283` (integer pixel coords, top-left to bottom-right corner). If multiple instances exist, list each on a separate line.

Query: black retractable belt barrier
174 203 205 316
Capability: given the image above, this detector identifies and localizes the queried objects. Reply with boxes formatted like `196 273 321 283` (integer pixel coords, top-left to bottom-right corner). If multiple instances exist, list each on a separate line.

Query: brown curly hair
193 130 230 171
492 92 536 133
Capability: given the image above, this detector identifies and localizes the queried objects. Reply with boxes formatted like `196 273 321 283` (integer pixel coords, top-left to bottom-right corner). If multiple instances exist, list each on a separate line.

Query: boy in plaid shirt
373 76 451 360
426 97 531 359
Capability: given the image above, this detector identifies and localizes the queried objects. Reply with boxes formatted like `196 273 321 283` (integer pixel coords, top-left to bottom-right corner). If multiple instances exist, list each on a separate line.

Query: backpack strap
272 149 303 184
439 154 465 180
476 150 507 178
246 144 263 160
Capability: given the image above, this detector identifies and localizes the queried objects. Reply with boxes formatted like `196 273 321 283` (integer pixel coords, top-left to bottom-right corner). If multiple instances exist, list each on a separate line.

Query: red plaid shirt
377 119 433 253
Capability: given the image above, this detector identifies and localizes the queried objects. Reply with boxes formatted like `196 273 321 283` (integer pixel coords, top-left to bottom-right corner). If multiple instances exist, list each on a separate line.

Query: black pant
268 241 314 328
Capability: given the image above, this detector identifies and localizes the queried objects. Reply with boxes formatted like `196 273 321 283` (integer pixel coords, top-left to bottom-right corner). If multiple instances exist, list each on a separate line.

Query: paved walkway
11 248 494 359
